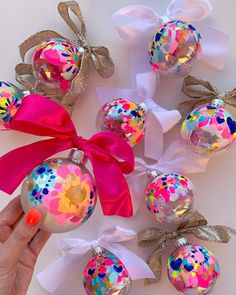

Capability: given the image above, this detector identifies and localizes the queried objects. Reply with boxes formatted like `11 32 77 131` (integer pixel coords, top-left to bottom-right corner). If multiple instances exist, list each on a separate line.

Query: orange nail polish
26 208 41 226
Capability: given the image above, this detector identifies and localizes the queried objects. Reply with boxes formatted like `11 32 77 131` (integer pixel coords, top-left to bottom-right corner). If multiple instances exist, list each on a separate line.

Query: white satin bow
113 0 229 78
128 140 209 214
37 225 155 293
96 72 181 160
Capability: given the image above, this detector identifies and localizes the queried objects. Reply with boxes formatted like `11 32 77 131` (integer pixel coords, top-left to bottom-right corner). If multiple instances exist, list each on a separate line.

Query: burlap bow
138 211 236 285
15 1 114 114
178 75 236 119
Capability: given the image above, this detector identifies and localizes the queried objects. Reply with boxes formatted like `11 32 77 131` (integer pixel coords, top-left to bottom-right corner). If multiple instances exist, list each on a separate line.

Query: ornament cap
138 102 148 114
212 98 225 108
146 170 159 182
92 245 104 256
22 90 31 97
176 237 189 248
69 149 88 166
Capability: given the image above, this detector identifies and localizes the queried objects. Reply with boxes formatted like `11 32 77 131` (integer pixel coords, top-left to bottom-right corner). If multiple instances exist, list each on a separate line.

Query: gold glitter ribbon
138 211 236 285
15 1 114 114
179 75 236 119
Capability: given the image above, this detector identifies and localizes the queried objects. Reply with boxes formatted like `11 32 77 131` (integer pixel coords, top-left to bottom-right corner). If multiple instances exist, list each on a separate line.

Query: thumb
5 208 42 261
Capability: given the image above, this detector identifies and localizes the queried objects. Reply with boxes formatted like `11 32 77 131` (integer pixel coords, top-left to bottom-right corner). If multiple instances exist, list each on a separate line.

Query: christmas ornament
16 1 114 113
21 151 97 233
0 94 135 233
145 172 194 224
180 75 236 156
36 226 155 293
138 211 236 294
96 98 147 146
32 38 83 93
127 140 208 222
113 0 229 82
0 81 24 130
96 72 181 159
83 249 131 295
167 239 220 294
149 20 201 76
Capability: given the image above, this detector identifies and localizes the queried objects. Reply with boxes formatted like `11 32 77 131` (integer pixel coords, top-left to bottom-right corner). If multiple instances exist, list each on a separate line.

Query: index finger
0 196 23 226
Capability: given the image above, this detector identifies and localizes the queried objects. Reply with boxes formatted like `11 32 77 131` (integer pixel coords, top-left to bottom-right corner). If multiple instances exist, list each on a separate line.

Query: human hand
0 196 51 295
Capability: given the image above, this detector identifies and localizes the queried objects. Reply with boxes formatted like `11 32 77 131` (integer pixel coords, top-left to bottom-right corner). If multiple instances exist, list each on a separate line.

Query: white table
0 0 236 294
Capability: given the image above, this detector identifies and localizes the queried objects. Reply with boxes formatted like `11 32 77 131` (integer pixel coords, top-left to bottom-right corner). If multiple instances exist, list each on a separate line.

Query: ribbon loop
0 94 134 218
58 1 87 41
166 0 212 22
112 5 160 41
179 75 236 118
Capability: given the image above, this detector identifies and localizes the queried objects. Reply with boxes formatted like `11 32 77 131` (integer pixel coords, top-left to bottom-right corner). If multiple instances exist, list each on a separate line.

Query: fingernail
26 208 41 227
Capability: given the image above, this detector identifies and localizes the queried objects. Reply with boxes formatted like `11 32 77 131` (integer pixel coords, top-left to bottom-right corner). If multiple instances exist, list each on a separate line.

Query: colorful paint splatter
149 20 201 75
0 81 23 130
22 158 96 231
83 250 131 295
146 173 194 223
33 38 82 92
181 104 236 155
97 98 146 146
167 244 220 294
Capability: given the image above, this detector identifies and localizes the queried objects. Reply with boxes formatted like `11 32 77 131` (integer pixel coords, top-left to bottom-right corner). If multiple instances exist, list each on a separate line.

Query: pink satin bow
0 94 134 217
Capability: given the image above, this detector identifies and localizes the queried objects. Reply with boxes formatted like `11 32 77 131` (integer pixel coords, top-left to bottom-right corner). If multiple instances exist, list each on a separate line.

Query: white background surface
0 0 236 295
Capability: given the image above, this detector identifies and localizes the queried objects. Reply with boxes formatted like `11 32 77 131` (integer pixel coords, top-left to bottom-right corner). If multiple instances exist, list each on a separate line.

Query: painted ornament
21 150 97 233
145 172 194 224
167 240 220 294
181 100 236 156
0 81 24 130
32 38 83 93
96 98 147 146
149 20 201 76
83 248 131 295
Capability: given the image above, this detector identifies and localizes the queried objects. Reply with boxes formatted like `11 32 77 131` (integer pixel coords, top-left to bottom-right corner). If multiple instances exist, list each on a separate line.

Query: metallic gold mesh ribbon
15 1 114 114
138 211 236 285
179 75 236 119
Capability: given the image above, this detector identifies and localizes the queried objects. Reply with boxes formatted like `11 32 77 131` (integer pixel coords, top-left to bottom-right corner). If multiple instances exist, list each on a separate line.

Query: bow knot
179 75 236 119
138 211 236 285
16 1 114 113
0 94 134 218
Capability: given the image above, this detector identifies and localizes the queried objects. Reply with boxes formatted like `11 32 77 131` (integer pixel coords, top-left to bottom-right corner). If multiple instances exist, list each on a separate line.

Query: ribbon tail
144 113 164 160
19 30 64 61
37 256 79 293
157 139 209 175
85 133 134 217
145 248 163 285
196 22 230 70
0 139 72 194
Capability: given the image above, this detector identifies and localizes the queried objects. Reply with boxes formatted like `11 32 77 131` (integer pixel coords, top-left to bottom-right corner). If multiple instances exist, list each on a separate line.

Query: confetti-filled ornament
0 81 23 130
96 98 147 146
149 20 201 76
21 151 97 233
32 38 82 93
181 100 236 156
83 249 131 295
167 241 220 295
145 172 194 223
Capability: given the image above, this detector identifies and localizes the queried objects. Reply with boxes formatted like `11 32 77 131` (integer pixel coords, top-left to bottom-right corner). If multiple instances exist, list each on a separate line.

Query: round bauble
181 102 236 156
149 20 201 76
146 173 194 224
0 81 23 130
32 38 83 93
21 157 97 233
83 249 131 295
167 243 220 294
96 98 147 146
